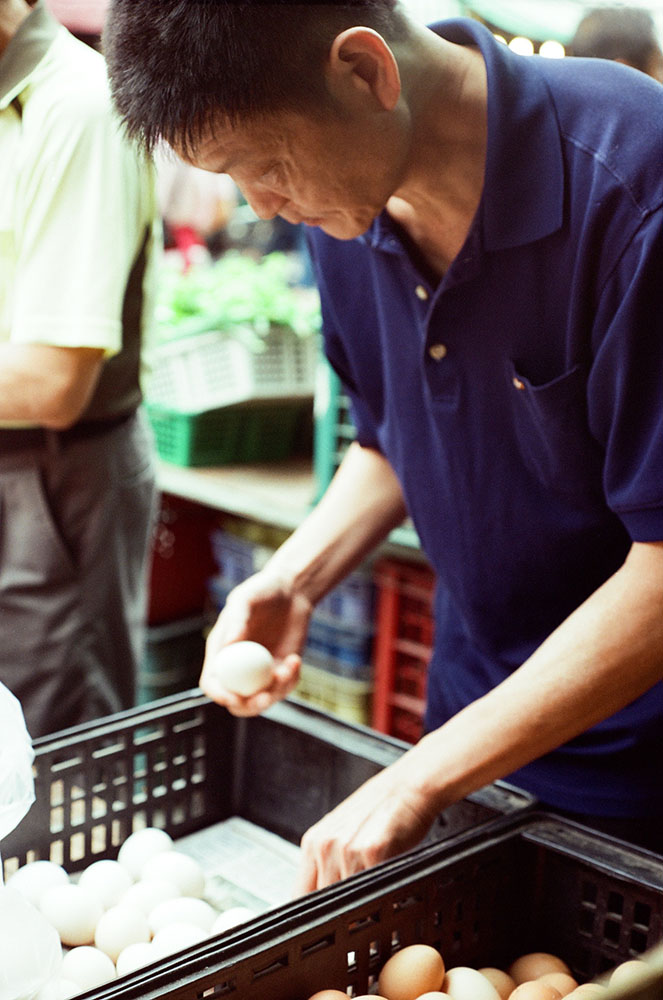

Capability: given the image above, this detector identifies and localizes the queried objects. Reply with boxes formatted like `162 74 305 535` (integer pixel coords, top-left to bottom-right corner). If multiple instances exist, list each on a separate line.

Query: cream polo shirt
0 2 158 373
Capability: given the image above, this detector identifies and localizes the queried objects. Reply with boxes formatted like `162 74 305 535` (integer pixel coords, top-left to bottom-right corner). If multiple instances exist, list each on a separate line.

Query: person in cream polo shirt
0 0 159 736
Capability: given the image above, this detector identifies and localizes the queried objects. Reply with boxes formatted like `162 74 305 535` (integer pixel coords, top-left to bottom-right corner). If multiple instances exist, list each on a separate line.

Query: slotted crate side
1 693 232 876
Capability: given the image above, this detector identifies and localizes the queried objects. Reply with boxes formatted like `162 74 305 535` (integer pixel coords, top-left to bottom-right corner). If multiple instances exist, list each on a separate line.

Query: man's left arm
294 539 663 893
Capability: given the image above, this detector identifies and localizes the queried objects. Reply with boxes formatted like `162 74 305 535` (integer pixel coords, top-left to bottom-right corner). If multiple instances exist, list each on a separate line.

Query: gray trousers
0 410 158 739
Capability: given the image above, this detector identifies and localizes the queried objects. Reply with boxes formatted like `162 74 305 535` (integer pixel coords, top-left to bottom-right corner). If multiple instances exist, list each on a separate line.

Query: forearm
410 540 663 813
0 343 104 427
266 440 408 605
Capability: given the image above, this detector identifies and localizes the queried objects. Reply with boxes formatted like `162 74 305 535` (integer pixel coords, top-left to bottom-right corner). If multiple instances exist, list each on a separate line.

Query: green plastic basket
146 400 308 467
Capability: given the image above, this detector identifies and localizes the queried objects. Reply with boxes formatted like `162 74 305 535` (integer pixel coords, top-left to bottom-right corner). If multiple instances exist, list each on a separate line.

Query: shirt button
429 343 448 361
415 284 429 301
512 377 526 391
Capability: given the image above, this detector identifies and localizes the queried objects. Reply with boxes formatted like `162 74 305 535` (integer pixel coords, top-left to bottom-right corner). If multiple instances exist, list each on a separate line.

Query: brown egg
414 995 452 999
509 953 571 985
307 992 350 1000
478 967 517 1000
609 960 651 990
509 983 563 1000
538 972 578 996
378 944 445 1000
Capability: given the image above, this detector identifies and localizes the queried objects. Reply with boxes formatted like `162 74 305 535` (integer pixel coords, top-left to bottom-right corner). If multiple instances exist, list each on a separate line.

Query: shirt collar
0 1 59 108
363 17 564 255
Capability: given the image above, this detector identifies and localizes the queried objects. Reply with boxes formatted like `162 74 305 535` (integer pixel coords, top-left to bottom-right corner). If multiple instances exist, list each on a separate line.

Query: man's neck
0 0 32 59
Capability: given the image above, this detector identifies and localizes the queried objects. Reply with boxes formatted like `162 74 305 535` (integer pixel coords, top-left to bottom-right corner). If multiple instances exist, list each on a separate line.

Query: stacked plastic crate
296 570 376 726
371 555 436 743
141 494 217 704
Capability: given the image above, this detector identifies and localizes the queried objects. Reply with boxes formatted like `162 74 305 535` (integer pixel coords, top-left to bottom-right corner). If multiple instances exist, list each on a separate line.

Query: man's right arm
199 440 408 714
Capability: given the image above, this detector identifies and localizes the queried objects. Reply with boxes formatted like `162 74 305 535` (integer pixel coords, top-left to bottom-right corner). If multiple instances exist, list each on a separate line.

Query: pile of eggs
307 944 654 1000
6 827 257 1000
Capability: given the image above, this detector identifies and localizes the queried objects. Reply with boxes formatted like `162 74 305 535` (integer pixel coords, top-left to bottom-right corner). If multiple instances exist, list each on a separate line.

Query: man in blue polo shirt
105 1 663 889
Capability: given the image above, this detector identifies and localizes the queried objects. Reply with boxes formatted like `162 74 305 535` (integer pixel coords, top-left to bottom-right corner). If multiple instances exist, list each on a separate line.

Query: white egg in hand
209 641 275 696
117 827 174 879
94 903 151 963
78 859 133 909
61 946 117 989
140 851 205 898
40 883 103 946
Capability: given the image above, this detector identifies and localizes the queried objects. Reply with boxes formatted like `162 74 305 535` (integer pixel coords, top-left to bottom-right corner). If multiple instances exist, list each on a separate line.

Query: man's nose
242 184 288 221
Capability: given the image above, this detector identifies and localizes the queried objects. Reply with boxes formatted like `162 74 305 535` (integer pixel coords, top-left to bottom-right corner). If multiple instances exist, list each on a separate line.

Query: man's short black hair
104 1 409 156
570 6 660 74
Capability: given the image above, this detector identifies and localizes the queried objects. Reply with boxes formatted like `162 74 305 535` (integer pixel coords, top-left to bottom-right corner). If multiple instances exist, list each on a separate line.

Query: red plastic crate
148 494 218 624
371 557 436 742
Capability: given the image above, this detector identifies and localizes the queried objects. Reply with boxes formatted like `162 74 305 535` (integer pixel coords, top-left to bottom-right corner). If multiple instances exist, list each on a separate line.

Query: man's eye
261 163 284 184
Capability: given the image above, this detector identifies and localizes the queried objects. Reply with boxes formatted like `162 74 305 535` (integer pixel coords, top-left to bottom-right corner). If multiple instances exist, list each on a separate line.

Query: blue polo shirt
307 19 663 816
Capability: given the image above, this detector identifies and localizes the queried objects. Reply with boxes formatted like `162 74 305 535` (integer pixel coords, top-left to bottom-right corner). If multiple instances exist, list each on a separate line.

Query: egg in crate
60 946 117 989
510 983 565 1000
94 903 151 962
151 920 208 959
119 876 181 914
78 859 133 909
211 905 258 934
539 971 578 996
6 859 70 907
378 944 446 1000
148 895 218 934
442 966 502 1000
117 826 174 879
478 967 517 999
115 941 156 977
140 849 205 897
509 953 572 985
39 882 103 947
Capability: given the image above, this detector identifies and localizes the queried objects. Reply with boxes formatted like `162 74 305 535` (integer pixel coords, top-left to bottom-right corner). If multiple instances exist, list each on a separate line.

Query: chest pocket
508 361 604 500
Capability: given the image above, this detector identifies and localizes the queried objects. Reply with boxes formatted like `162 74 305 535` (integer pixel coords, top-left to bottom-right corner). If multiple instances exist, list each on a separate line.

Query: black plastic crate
64 811 663 1000
19 806 663 1000
2 692 534 996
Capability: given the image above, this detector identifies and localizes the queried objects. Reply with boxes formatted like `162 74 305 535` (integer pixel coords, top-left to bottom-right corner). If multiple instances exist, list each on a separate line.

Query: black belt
0 412 134 454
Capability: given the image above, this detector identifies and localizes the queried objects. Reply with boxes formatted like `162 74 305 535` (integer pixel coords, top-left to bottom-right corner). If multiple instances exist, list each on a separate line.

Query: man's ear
327 26 401 111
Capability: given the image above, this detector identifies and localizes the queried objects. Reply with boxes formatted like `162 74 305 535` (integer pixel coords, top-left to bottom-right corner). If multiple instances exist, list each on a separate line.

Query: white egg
37 979 81 1000
209 640 275 696
117 827 174 879
40 883 103 947
78 860 133 909
7 860 70 906
150 921 207 959
116 941 156 977
94 904 151 963
61 946 117 988
210 906 257 934
140 851 205 898
120 876 181 914
443 966 502 1000
148 896 217 935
